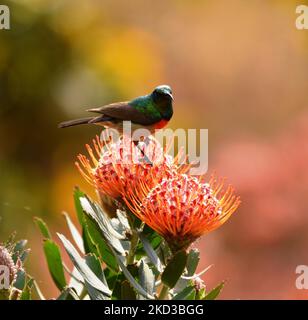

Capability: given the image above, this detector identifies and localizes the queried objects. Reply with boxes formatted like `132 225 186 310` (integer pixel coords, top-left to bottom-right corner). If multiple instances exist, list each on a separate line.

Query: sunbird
58 85 173 133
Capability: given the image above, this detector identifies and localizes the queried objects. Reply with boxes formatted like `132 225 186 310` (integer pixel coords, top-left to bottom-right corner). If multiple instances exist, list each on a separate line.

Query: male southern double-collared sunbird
58 85 174 133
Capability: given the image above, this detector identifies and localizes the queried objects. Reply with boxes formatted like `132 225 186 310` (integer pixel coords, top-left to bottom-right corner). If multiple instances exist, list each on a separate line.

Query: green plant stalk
79 286 88 300
0 289 10 300
125 209 141 265
158 284 169 300
126 230 139 265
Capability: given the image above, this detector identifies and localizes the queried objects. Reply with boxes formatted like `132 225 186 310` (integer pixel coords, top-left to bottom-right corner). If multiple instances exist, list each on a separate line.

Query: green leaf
85 254 108 287
156 241 171 266
174 249 200 293
74 187 86 226
85 282 107 300
121 280 137 300
186 249 200 276
19 249 30 263
83 196 126 241
13 239 28 254
110 248 154 300
12 238 29 264
73 187 94 254
80 196 126 254
172 285 195 300
84 214 118 272
195 287 206 300
34 217 52 239
83 222 100 256
85 254 109 299
110 220 126 237
58 233 111 298
74 192 122 271
187 288 196 300
161 250 188 289
112 272 126 300
104 268 118 290
43 239 67 291
116 210 130 230
136 225 162 258
67 266 85 296
138 232 162 272
14 269 26 290
57 287 80 300
20 278 34 300
63 212 84 254
139 260 155 299
43 240 66 291
112 265 138 300
203 281 225 300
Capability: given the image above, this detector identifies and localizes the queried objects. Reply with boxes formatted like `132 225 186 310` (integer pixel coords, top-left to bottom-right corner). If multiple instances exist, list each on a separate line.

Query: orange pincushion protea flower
125 174 240 252
76 135 182 200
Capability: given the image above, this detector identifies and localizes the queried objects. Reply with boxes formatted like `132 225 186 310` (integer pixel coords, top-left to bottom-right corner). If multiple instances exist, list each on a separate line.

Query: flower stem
158 284 170 300
0 289 10 300
126 230 139 265
79 286 88 300
125 208 141 265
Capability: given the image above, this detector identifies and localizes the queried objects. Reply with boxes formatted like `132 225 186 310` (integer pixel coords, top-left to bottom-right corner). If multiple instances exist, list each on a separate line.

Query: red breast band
154 119 169 129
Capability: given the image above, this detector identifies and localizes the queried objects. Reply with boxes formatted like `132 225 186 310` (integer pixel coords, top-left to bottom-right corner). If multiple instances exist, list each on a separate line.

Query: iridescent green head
151 85 173 120
152 85 173 101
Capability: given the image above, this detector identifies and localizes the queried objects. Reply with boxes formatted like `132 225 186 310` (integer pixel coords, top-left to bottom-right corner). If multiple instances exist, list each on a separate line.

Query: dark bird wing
87 102 160 126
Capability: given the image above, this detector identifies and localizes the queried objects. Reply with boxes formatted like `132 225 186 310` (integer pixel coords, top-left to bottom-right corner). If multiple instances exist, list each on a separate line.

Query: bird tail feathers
58 116 113 128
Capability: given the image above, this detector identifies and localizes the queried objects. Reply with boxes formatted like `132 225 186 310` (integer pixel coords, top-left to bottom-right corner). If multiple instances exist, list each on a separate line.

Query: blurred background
0 0 307 299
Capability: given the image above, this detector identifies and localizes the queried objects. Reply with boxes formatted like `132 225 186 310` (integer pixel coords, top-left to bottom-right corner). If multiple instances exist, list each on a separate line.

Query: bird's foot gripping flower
125 173 240 253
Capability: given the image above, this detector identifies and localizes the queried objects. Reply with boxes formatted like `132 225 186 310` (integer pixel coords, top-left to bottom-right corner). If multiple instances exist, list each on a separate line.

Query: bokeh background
0 0 307 299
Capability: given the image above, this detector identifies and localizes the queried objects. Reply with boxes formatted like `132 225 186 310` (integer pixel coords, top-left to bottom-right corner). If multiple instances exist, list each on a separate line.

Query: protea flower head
125 173 240 252
76 134 184 201
0 246 17 286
